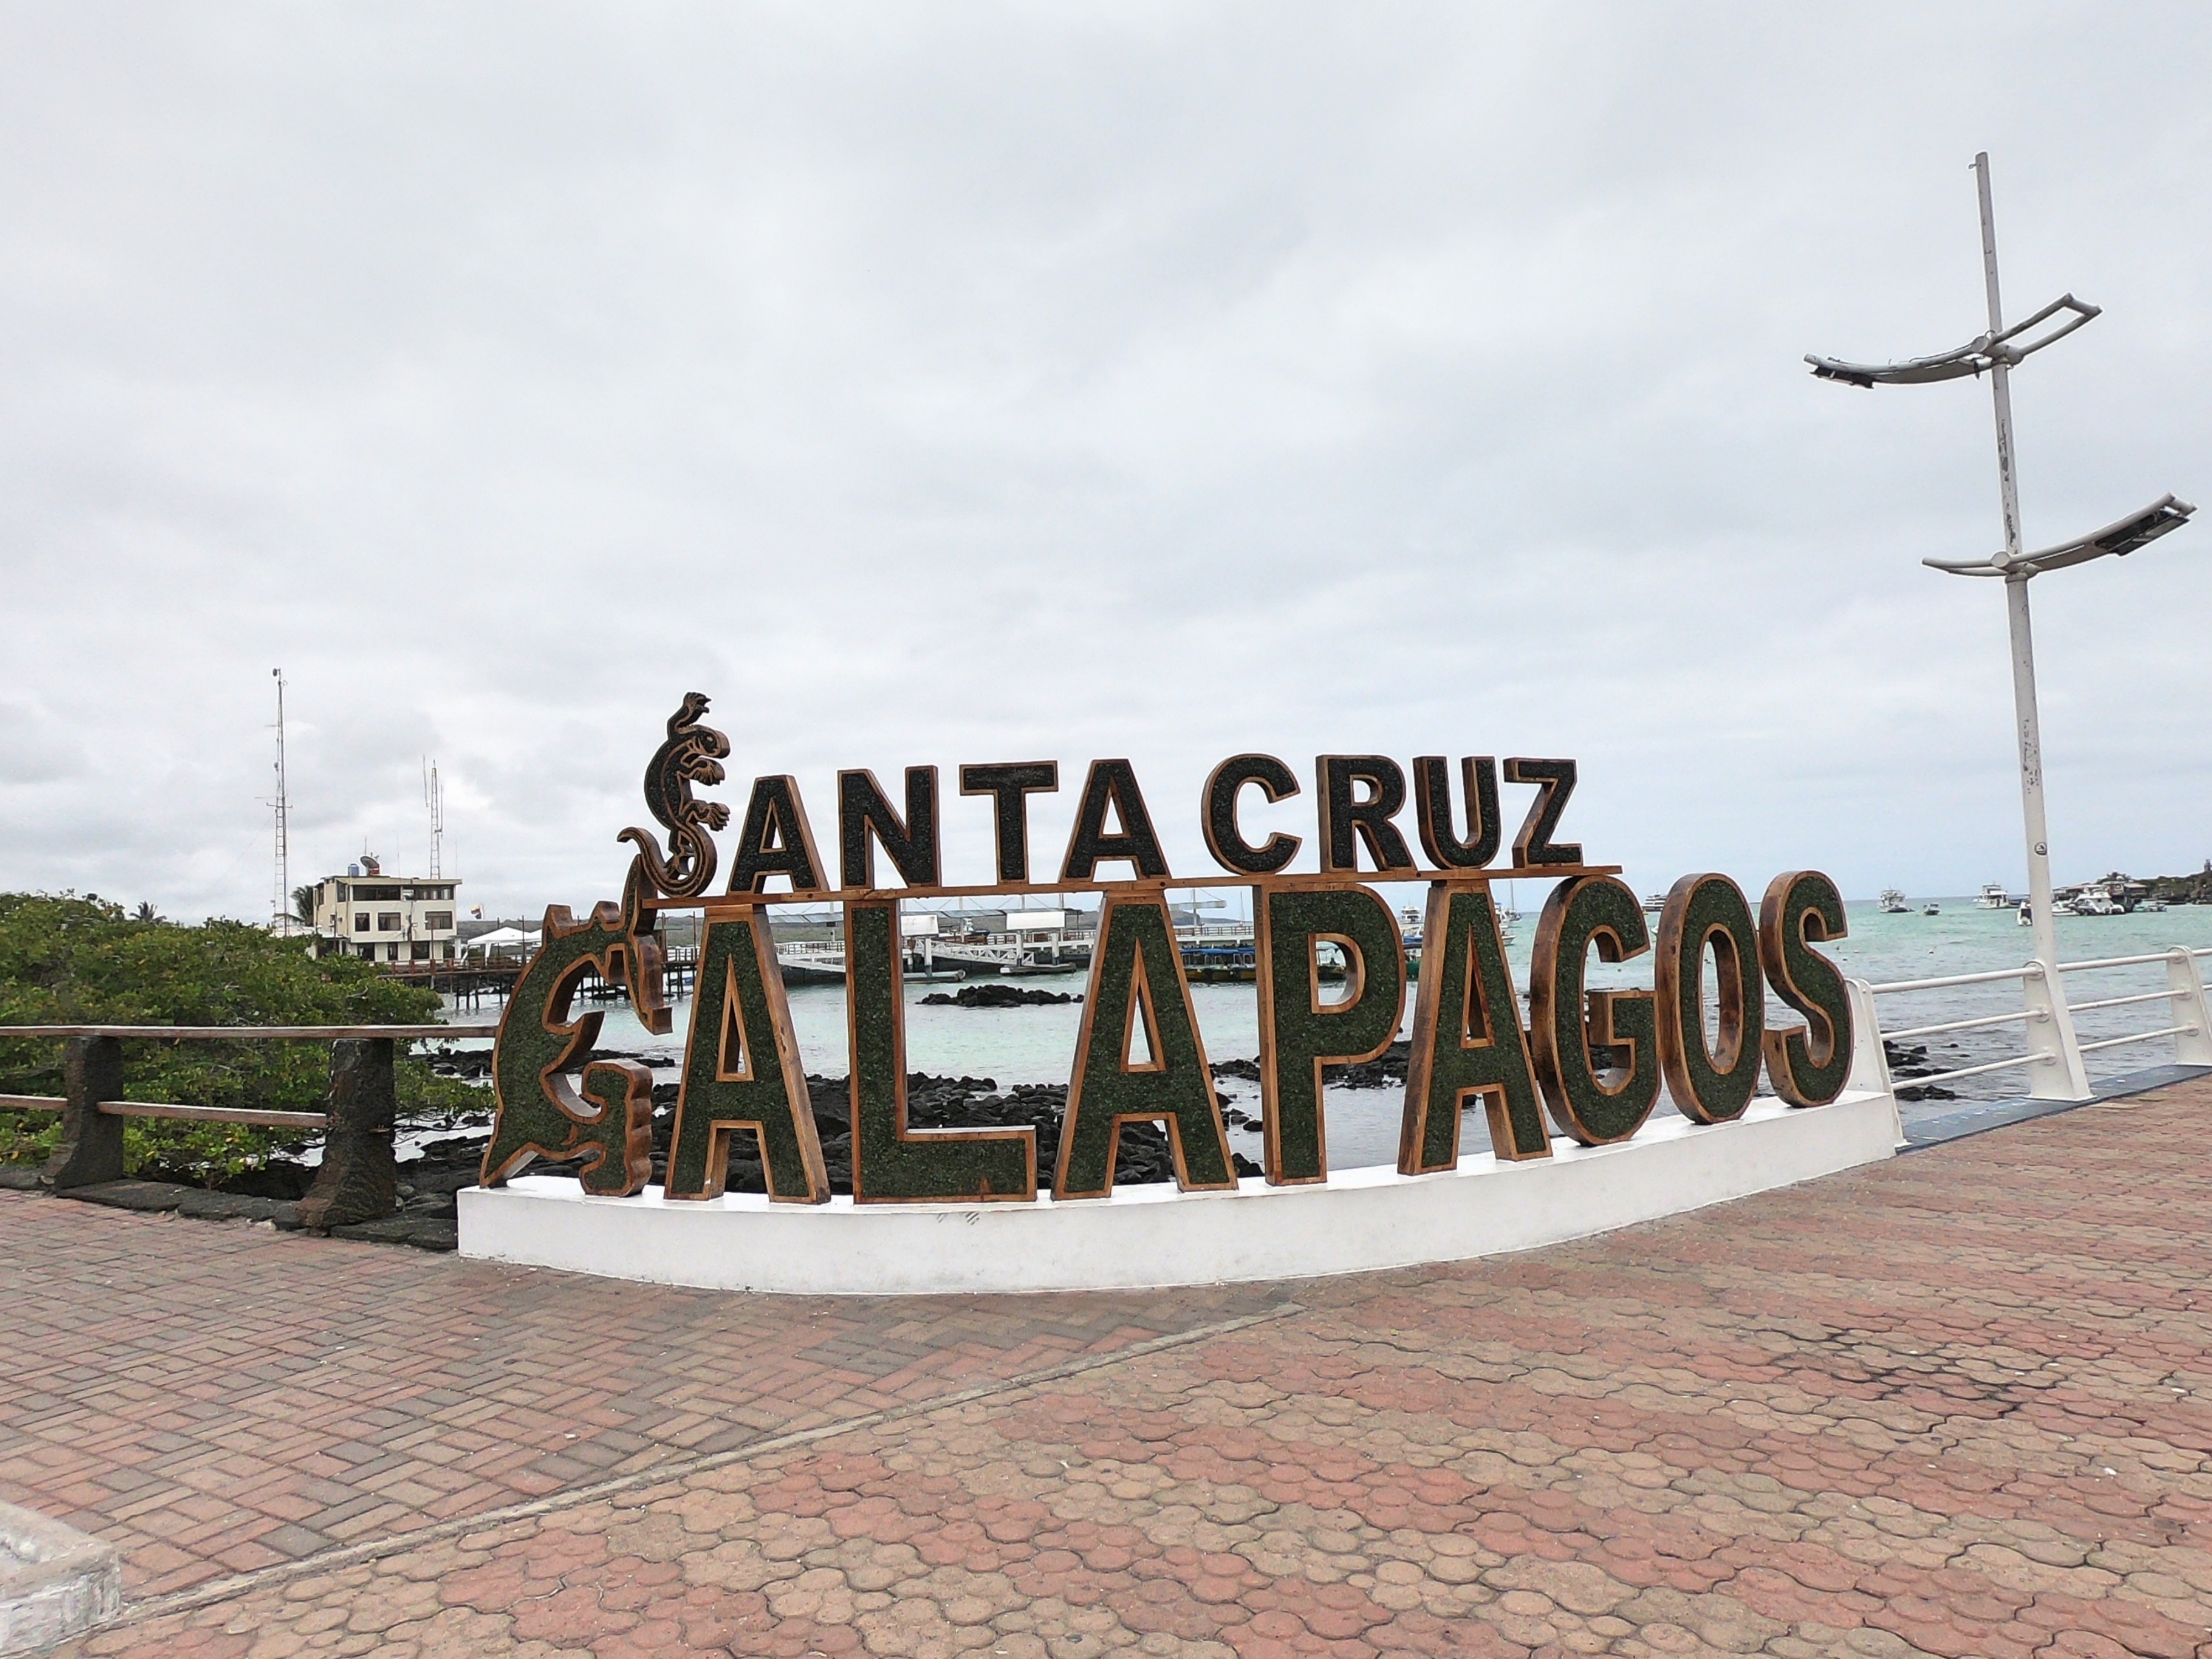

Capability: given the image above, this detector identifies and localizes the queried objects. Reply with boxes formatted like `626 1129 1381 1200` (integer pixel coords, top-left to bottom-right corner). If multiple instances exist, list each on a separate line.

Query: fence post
2022 962 2092 1102
2167 948 2212 1067
1843 978 1904 1148
43 1036 126 1191
296 1038 397 1229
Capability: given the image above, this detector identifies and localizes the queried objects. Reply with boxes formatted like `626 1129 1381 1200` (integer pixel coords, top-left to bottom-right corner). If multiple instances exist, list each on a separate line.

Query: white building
309 854 463 964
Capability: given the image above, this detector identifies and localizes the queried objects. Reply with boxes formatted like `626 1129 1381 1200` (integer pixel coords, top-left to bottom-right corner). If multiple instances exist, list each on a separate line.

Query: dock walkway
7 1079 2212 1657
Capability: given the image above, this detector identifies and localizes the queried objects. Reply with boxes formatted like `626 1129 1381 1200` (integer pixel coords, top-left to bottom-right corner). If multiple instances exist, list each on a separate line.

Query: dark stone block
330 1216 457 1252
43 1036 126 1191
174 1190 301 1225
59 1180 187 1213
298 1039 398 1230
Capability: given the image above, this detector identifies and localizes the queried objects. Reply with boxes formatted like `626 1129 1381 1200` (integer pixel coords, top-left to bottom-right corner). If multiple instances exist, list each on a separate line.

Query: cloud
0 2 2205 921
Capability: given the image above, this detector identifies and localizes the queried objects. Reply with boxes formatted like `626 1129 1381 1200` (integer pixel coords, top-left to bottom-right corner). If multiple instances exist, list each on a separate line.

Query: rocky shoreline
918 984 1081 1008
478 1067 1267 1196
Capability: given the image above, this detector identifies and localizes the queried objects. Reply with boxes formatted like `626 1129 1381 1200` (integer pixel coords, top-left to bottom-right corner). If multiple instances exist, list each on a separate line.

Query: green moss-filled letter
1255 884 1405 1183
1759 870 1854 1107
482 895 658 1194
1655 873 1765 1124
665 912 830 1201
1528 877 1661 1145
1056 893 1237 1198
846 899 1035 1202
1399 883 1551 1173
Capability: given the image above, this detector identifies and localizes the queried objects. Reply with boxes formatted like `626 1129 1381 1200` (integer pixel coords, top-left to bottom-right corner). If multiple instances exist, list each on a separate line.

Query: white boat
2059 884 2127 917
1877 889 1910 914
1921 903 1940 916
1642 893 1666 912
1975 882 2012 909
2141 898 2168 912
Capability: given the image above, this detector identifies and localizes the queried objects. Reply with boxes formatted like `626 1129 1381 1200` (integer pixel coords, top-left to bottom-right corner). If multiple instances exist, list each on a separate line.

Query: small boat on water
2056 883 2127 917
1975 882 2012 909
1922 903 1940 916
2141 898 2169 912
1877 889 1910 914
1180 942 1263 984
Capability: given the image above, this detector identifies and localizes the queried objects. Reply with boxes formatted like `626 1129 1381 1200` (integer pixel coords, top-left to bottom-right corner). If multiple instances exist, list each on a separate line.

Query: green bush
0 893 483 1181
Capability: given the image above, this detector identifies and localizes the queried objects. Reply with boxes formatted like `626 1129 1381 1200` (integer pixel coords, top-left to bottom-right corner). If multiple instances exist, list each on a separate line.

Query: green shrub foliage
0 893 473 1179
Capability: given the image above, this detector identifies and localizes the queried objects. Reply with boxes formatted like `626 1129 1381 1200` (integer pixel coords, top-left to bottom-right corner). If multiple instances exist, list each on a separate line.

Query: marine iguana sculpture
618 691 732 899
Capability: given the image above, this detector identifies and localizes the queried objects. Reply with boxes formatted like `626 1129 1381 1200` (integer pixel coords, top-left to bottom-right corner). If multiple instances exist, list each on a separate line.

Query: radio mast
272 669 291 933
424 758 445 879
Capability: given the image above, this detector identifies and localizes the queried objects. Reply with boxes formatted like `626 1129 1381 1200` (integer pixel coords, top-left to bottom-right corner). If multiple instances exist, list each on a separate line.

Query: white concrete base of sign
0 1502 121 1658
458 1091 1896 1296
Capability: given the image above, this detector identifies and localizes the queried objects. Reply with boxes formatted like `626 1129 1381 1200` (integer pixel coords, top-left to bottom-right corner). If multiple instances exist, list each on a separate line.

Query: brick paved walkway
13 1076 2212 1657
0 1195 1281 1598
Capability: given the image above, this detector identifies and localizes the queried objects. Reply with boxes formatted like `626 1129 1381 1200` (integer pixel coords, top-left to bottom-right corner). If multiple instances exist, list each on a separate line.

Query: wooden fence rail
0 1025 492 1229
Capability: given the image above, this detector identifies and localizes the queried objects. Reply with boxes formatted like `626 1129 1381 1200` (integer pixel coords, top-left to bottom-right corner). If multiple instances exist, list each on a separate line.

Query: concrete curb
0 1503 120 1656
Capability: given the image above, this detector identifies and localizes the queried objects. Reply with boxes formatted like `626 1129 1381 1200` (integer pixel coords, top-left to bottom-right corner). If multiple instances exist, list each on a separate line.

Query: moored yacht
1877 889 1910 914
2057 883 2126 917
1975 882 2012 909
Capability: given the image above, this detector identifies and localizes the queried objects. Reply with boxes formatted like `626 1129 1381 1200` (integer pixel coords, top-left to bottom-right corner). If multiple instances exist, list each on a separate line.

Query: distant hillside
2147 863 2212 905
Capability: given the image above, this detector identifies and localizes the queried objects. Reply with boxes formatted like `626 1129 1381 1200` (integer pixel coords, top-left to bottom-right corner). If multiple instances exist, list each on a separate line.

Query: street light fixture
1806 291 2101 389
1922 493 2194 578
1808 152 2195 1098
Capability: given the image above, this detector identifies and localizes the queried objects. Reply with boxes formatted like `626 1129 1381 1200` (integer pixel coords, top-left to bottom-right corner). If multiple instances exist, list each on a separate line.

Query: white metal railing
1847 945 2212 1143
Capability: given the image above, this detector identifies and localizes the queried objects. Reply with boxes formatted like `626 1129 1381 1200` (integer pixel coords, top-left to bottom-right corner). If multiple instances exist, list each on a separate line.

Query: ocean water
441 895 2212 1172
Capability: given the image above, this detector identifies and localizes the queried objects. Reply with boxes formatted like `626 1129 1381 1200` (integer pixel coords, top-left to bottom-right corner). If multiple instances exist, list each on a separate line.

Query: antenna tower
271 669 291 933
424 758 445 879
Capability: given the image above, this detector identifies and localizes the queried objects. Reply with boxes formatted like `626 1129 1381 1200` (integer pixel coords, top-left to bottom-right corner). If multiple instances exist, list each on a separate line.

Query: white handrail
2078 1026 2193 1055
2059 950 2194 973
2068 989 2182 1016
1885 1007 2037 1042
1907 1052 2046 1087
1869 964 2036 994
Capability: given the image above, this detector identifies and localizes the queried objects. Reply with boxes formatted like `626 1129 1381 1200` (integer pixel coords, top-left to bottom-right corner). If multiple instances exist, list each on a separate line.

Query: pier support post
2168 948 2212 1068
43 1036 126 1191
298 1039 398 1229
2022 963 2091 1102
1842 978 1903 1147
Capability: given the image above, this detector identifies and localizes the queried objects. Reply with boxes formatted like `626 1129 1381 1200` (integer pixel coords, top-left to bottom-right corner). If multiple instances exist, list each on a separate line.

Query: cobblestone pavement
0 1191 1282 1597
22 1076 2212 1657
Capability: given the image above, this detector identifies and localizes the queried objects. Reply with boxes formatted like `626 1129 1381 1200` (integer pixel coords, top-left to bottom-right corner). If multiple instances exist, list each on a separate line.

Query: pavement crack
109 1300 1305 1629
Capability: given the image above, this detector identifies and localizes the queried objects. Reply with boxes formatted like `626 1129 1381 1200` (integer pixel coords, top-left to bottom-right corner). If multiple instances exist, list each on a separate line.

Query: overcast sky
2 3 2205 922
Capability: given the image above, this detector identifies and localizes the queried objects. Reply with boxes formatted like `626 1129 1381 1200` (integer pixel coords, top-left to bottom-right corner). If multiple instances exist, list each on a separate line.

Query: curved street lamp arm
1807 294 2099 388
1923 494 2195 578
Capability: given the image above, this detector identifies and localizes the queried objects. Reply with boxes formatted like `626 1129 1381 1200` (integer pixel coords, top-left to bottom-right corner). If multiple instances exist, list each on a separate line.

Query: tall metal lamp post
1807 152 2194 1100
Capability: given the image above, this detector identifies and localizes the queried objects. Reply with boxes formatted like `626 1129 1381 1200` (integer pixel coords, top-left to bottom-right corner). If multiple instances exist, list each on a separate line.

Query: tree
0 893 476 1180
133 901 160 924
292 885 319 928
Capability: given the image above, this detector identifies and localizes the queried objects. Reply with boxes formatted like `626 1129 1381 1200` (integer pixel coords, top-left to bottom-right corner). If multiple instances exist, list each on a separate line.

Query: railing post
2022 961 2092 1102
296 1038 397 1229
43 1036 126 1191
2167 948 2212 1067
1844 978 1905 1148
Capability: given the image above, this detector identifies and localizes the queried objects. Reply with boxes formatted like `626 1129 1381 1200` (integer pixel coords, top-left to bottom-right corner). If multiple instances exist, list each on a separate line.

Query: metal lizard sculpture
617 691 732 899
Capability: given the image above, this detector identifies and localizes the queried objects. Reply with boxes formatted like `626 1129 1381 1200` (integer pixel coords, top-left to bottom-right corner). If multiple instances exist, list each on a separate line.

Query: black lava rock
1323 1039 1411 1091
919 984 1083 1009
